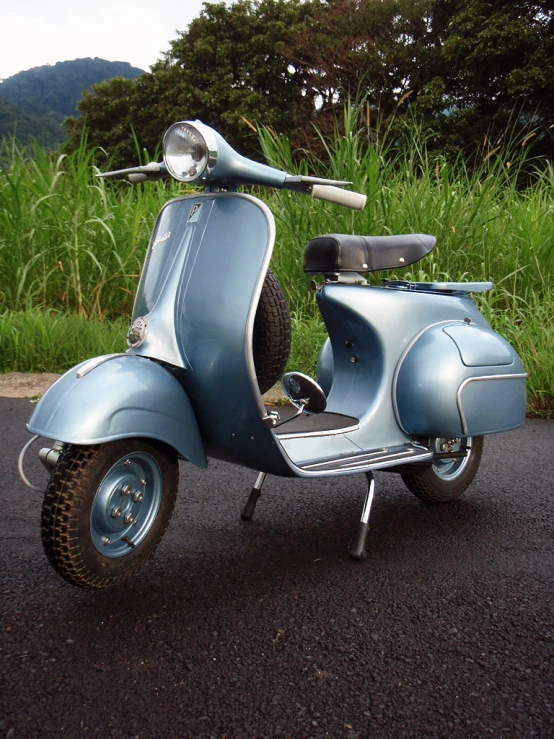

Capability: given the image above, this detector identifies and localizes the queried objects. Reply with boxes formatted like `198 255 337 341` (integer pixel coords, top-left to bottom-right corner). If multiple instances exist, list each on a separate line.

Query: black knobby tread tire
401 436 484 504
253 269 291 395
41 440 178 589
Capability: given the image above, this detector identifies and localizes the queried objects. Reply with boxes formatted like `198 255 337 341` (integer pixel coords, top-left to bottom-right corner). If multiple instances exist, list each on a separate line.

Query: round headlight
163 122 211 182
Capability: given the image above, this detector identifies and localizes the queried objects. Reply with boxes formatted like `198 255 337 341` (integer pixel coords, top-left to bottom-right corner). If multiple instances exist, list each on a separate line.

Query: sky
0 0 223 80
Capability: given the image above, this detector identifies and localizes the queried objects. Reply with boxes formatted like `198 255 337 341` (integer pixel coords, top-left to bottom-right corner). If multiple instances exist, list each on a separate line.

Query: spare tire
253 270 291 394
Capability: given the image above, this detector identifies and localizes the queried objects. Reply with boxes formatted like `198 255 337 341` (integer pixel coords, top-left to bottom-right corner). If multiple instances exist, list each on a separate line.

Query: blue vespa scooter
21 120 527 589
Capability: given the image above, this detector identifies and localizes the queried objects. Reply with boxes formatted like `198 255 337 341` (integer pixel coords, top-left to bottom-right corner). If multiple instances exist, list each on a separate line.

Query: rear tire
41 439 178 589
253 269 291 394
401 436 484 503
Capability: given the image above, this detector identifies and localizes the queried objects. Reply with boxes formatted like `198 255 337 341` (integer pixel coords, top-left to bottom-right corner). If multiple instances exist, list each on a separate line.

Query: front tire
401 436 484 503
41 439 178 589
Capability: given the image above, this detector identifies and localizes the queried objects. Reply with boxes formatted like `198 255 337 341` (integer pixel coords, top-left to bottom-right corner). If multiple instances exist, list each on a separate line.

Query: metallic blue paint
395 322 526 437
27 354 207 467
90 451 163 557
302 282 526 465
315 337 334 396
131 192 294 476
26 164 527 480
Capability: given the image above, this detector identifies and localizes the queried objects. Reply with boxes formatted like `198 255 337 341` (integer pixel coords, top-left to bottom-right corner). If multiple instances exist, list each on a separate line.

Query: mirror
281 372 327 414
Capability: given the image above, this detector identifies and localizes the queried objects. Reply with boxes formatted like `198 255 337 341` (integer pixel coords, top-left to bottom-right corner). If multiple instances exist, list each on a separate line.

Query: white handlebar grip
128 173 149 184
311 185 367 211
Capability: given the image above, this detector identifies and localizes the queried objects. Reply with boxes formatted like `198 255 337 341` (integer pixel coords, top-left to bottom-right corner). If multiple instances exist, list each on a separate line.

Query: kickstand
350 471 375 561
241 472 266 521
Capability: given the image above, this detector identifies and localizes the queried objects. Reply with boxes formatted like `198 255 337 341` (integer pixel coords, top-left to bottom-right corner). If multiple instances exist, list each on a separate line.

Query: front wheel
41 439 178 589
401 436 484 503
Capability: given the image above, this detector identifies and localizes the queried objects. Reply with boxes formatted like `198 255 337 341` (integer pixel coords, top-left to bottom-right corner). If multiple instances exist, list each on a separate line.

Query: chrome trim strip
190 121 220 177
392 319 466 434
301 450 433 476
76 353 129 378
276 423 360 440
456 373 528 435
302 447 419 471
232 193 277 420
275 437 434 478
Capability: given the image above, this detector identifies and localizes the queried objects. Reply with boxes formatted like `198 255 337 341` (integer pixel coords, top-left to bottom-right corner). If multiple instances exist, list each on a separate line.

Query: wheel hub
432 437 472 481
90 452 163 558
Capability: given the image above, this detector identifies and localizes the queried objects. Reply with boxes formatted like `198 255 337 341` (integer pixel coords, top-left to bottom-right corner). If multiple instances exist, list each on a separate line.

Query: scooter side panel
395 324 526 437
457 376 527 435
129 193 295 476
279 284 525 470
27 355 207 467
312 284 491 453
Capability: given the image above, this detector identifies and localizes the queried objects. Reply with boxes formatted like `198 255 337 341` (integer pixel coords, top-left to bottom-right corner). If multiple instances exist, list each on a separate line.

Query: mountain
0 58 145 149
0 96 66 149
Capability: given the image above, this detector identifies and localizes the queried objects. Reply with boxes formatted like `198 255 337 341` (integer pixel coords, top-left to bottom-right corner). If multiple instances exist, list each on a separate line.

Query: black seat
304 233 436 275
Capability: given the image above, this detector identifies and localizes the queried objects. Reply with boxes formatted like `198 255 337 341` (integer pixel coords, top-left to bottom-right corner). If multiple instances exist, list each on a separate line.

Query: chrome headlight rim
162 120 219 183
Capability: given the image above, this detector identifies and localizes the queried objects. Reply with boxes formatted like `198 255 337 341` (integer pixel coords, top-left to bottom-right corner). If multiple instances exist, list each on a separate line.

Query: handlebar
311 184 367 211
97 161 169 182
97 162 366 211
282 175 366 210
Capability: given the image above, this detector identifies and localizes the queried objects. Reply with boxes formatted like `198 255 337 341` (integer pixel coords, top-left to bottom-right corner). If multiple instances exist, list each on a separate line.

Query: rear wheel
41 439 178 589
401 436 484 503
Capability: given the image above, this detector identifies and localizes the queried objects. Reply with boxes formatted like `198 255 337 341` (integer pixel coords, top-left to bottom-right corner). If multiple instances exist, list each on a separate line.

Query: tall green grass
1 112 553 416
259 112 554 417
260 114 554 315
0 309 127 372
0 138 176 319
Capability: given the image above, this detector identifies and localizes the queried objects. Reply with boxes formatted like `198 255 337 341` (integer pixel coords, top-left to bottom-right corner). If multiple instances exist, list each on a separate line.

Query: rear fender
27 354 207 467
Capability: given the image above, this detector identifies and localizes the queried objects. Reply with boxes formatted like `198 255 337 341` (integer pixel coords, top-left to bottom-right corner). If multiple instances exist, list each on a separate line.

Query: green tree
289 0 433 108
284 0 438 143
151 0 319 154
414 0 554 158
65 77 140 164
65 0 554 166
65 0 319 165
292 0 554 159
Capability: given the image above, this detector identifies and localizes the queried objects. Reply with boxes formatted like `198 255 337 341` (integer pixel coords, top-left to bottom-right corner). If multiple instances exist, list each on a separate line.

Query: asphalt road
1 397 553 739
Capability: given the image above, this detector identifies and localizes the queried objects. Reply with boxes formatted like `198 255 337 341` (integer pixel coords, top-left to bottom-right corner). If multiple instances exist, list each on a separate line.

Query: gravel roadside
0 373 60 398
0 372 285 403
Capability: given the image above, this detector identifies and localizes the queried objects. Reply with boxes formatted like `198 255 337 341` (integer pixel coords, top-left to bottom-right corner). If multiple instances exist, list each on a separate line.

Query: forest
62 0 554 166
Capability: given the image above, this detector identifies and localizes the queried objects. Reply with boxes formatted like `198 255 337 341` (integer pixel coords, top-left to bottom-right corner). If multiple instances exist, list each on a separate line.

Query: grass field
1 111 552 416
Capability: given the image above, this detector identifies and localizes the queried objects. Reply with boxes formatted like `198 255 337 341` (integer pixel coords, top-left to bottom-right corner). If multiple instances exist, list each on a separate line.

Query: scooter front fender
27 354 207 467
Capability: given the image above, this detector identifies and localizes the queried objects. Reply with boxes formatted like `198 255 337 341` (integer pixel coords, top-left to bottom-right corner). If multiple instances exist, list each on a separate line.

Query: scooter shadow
71 466 493 622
